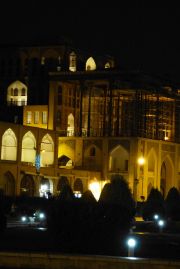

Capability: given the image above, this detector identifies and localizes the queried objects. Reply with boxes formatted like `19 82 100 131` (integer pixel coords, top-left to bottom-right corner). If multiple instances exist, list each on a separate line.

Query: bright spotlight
158 220 164 227
39 212 45 219
158 219 165 233
154 214 159 220
127 238 136 248
21 216 27 222
127 237 137 257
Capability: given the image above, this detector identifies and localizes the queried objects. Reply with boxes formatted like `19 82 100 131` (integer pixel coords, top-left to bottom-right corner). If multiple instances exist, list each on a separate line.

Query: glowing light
127 238 136 248
39 212 45 219
158 220 165 227
89 178 101 201
41 184 48 192
154 214 159 220
21 216 27 222
127 237 137 257
137 157 145 165
164 136 169 140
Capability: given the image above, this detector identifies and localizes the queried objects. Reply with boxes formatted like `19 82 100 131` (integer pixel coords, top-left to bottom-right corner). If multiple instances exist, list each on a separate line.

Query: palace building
0 42 180 201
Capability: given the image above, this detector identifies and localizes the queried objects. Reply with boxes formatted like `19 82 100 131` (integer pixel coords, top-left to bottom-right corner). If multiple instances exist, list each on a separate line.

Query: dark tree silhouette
81 190 97 203
58 184 74 201
99 174 135 212
142 188 165 220
165 187 180 221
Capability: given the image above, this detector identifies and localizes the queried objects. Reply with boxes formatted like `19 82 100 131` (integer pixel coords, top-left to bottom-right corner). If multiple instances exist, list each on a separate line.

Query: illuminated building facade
0 42 180 201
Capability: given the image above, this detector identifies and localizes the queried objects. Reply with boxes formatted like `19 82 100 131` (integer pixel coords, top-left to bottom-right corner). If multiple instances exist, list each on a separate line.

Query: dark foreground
1 225 180 261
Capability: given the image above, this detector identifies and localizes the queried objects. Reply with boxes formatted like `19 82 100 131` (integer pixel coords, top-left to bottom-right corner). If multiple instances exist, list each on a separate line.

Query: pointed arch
2 171 15 196
21 131 36 163
69 51 77 72
147 148 157 172
147 182 153 197
67 113 74 136
20 175 35 197
109 145 129 172
74 178 83 193
86 57 96 71
161 155 174 198
105 62 111 69
40 134 54 166
1 128 17 160
89 146 96 157
57 176 69 192
7 80 28 106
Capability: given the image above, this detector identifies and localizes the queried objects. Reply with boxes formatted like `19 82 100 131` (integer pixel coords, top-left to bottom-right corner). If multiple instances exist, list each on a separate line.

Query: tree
81 190 97 204
142 188 165 220
165 187 180 221
99 174 135 213
58 184 74 201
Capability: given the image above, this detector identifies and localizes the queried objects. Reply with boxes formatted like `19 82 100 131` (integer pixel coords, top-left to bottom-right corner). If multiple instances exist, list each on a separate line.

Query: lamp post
158 219 165 233
127 237 137 257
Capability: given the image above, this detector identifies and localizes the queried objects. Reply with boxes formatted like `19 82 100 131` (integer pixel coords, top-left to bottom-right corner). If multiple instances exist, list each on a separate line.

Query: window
34 111 39 124
124 160 128 171
69 52 76 72
21 88 26 96
14 88 18 96
90 147 96 157
27 111 32 124
42 111 47 124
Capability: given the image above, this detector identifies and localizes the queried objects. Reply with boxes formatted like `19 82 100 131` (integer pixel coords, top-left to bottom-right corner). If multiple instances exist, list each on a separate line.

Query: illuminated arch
7 80 28 106
40 134 54 166
109 145 129 172
105 62 111 69
21 131 36 163
1 128 17 160
86 57 96 71
161 155 174 198
147 148 156 172
69 51 77 72
67 113 74 136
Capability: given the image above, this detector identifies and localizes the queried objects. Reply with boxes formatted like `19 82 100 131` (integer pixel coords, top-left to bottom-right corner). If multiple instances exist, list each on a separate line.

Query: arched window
57 176 69 192
1 128 17 161
85 57 96 71
67 113 74 136
74 178 83 193
20 175 35 197
21 88 26 96
69 51 77 72
14 88 18 96
21 131 36 164
90 146 96 157
40 134 54 167
105 62 111 69
109 145 129 172
3 171 15 196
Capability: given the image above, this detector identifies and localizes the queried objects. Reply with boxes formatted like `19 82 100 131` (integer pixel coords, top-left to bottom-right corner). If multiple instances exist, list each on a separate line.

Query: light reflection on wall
89 180 101 200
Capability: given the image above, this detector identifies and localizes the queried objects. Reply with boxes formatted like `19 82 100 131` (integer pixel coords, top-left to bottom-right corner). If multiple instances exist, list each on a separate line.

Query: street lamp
154 214 159 221
158 219 165 233
127 237 137 257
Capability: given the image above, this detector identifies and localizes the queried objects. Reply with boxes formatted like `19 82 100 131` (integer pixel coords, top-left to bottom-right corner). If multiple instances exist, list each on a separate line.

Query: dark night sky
1 2 180 82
